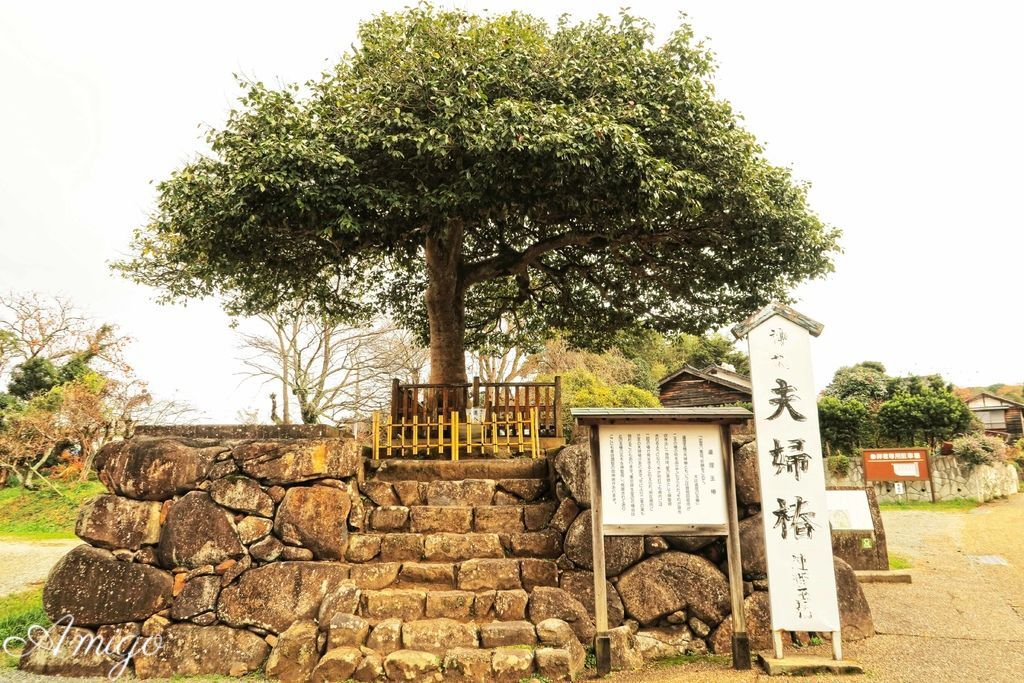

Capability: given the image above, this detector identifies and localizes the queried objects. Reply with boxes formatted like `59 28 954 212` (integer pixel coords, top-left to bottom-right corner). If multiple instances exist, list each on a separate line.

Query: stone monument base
758 654 864 676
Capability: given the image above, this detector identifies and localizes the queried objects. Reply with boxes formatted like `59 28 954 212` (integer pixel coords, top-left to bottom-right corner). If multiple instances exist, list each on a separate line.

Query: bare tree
0 403 64 490
237 311 428 425
0 330 17 380
466 316 533 384
520 336 637 385
104 378 198 439
0 292 196 483
1 292 96 362
471 348 529 384
0 292 130 384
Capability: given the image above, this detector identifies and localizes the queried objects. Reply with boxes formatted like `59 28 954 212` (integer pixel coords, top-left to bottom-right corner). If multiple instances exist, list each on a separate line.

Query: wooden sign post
734 303 854 672
572 407 754 674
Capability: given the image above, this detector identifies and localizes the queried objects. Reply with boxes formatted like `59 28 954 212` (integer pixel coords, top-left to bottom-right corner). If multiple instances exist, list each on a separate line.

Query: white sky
2 1 1022 422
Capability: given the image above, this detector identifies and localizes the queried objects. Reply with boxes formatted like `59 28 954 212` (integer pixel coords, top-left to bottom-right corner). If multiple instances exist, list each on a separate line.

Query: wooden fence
390 377 561 437
371 407 541 460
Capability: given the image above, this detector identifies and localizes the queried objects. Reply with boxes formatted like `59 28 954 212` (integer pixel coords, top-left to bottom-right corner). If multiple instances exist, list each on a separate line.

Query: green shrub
827 454 851 477
541 369 659 438
951 433 1006 468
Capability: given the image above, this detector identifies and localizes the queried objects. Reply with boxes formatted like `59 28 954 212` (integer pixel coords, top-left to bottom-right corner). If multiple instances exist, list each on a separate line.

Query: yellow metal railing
372 407 541 460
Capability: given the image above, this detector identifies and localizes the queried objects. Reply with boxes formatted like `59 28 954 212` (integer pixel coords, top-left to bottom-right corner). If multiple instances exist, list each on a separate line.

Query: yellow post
516 408 524 454
372 411 379 461
451 411 460 461
425 414 432 455
531 407 540 459
412 414 419 456
535 407 541 457
439 413 445 457
491 412 498 455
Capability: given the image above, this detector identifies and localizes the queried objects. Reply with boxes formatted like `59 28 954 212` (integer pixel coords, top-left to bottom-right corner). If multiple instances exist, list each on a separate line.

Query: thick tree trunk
425 227 468 384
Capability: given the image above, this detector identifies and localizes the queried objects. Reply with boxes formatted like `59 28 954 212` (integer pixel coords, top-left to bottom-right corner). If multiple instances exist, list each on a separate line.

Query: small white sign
826 490 874 532
598 423 727 527
894 482 906 495
893 463 920 478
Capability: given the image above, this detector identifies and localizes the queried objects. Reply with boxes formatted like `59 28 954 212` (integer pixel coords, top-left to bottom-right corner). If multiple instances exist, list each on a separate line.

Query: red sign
862 448 929 481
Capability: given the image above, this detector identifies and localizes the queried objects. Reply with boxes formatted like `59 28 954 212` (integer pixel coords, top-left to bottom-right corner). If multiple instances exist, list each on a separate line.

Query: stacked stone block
28 430 874 681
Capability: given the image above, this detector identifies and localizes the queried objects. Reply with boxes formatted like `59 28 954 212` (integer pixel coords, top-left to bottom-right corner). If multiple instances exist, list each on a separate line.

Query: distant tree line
817 361 977 455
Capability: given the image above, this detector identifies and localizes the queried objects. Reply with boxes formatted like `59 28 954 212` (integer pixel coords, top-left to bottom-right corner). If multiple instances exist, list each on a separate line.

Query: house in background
658 364 752 408
965 392 1024 441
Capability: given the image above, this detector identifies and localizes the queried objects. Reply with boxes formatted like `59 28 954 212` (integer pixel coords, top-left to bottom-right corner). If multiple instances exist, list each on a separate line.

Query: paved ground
0 538 79 597
3 496 1024 681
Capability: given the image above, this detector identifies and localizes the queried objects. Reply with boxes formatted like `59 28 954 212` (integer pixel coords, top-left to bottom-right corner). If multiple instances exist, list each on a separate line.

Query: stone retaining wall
27 431 874 681
828 455 1020 503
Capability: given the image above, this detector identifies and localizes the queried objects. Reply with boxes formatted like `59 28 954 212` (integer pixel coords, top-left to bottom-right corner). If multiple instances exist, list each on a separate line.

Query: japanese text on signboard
747 315 840 633
599 424 727 527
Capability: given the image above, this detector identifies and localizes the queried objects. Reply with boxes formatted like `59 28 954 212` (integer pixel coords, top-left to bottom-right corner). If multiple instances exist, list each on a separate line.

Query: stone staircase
286 457 589 681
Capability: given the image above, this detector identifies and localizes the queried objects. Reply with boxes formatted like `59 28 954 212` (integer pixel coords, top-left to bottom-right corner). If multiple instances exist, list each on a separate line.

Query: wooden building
658 364 752 408
965 392 1024 441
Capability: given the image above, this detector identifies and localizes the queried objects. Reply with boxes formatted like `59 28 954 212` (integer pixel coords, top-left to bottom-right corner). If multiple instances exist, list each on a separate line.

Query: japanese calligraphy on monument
736 305 841 634
598 423 728 528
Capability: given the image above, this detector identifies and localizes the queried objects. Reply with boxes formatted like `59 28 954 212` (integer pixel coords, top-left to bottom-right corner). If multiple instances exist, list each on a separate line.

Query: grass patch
0 480 105 539
888 553 912 570
654 653 731 668
0 587 47 642
879 498 978 512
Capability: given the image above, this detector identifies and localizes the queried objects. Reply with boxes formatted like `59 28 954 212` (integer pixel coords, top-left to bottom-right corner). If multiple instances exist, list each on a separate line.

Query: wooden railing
371 407 541 460
391 377 562 438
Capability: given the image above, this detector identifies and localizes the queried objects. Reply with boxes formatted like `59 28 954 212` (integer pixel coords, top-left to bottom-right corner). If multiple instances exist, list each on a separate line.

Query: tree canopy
876 390 974 447
117 6 839 383
822 362 890 406
818 361 977 452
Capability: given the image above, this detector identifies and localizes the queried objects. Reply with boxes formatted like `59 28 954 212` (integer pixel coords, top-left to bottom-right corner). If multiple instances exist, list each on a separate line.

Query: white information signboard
599 423 728 528
737 305 841 637
826 490 874 532
573 407 754 673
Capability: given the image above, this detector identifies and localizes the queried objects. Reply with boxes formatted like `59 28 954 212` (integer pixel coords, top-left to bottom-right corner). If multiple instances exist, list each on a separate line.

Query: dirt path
615 494 1024 682
0 538 78 597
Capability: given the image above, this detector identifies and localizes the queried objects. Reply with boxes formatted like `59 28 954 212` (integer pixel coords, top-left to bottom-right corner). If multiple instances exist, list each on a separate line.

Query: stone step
360 591 536 624
346 530 562 563
360 502 558 534
360 477 551 508
368 458 550 483
340 557 559 593
359 617 582 653
375 645 579 682
331 618 586 681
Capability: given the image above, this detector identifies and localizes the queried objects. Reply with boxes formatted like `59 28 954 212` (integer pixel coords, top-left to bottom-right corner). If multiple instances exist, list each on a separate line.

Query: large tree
117 7 839 384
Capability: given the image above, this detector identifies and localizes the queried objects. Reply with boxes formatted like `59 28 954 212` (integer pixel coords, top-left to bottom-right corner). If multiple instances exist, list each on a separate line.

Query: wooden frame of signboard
572 407 754 674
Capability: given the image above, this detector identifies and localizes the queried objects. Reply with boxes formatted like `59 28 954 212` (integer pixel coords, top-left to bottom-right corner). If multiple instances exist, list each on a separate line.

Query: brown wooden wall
1005 406 1024 441
659 377 750 408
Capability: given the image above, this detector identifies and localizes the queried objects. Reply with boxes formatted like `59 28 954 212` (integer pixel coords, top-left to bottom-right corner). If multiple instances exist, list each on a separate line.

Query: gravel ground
0 539 79 597
3 496 1023 681
614 494 1024 683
